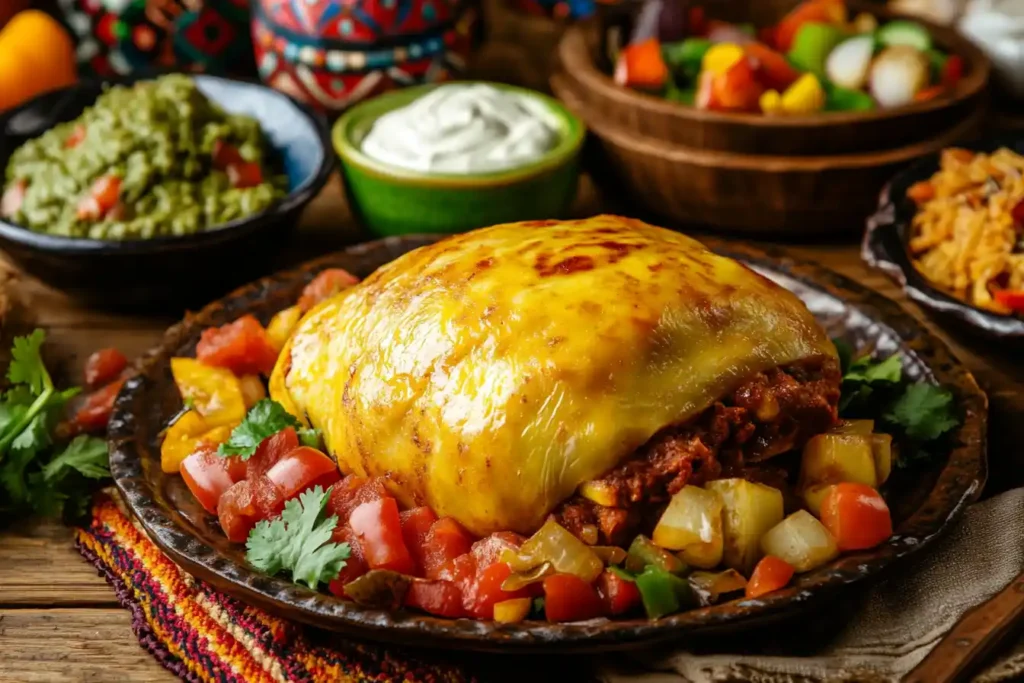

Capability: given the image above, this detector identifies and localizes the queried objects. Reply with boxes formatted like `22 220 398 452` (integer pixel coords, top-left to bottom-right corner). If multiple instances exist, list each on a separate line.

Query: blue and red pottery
250 0 483 114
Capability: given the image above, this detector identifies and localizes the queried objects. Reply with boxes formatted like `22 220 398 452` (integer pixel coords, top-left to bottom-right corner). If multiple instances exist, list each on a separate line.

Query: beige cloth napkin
596 487 1024 683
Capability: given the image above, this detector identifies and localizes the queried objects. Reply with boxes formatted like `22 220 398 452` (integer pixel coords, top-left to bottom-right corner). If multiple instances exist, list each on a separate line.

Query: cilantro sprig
0 330 110 521
245 486 350 589
834 339 959 468
218 398 320 460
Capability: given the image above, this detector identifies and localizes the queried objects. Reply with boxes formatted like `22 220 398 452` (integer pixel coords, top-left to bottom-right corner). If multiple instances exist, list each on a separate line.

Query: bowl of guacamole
0 73 333 308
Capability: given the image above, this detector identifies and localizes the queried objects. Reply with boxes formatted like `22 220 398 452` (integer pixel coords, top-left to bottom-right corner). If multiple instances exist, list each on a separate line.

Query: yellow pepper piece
493 597 532 624
780 73 825 114
239 374 267 409
759 89 784 115
702 43 744 76
266 305 302 352
170 357 247 429
160 411 226 473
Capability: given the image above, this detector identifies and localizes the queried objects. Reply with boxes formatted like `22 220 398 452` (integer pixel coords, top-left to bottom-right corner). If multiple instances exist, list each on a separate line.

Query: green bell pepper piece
626 535 689 575
635 566 699 619
788 22 846 78
662 38 712 82
825 84 875 112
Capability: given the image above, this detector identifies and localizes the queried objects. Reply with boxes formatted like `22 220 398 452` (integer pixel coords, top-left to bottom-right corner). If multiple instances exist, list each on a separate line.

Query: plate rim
108 234 988 653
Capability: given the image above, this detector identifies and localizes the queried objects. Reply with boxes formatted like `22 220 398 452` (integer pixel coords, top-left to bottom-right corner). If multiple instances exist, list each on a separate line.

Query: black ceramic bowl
863 135 1024 340
0 74 333 311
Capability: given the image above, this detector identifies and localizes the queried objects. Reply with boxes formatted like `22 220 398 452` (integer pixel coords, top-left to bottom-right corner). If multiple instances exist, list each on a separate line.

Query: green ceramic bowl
333 82 584 236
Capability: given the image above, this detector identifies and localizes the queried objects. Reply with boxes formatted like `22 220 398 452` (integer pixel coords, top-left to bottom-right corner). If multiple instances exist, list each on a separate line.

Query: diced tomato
711 58 764 112
265 445 339 500
305 469 342 493
327 476 388 522
215 474 283 542
543 574 605 623
596 570 642 616
400 506 438 574
212 139 244 170
994 289 1024 313
614 38 668 90
907 181 935 204
196 315 279 376
746 555 795 598
72 378 126 433
84 347 127 388
820 483 894 551
180 444 239 515
943 55 964 88
462 562 533 619
65 124 86 149
76 175 121 221
1 178 26 218
328 526 369 595
405 579 465 618
422 517 475 579
246 426 299 479
297 269 361 312
437 552 478 593
349 497 416 575
744 43 800 91
227 161 264 189
469 531 524 567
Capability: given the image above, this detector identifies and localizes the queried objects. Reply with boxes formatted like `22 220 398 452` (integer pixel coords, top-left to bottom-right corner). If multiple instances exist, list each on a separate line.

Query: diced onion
652 485 725 569
760 510 839 573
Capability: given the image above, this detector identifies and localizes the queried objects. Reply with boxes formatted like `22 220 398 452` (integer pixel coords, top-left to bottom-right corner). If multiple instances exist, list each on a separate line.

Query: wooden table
0 175 1021 682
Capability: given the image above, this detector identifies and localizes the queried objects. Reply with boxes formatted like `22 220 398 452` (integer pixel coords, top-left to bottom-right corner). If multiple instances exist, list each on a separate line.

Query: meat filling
554 358 841 545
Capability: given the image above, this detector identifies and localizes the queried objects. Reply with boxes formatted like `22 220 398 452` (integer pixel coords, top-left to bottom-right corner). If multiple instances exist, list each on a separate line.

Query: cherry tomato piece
297 269 360 312
543 574 605 622
265 445 338 500
820 482 893 551
405 579 465 618
72 378 126 433
246 426 299 479
596 570 642 616
180 444 237 515
196 314 279 376
422 517 475 580
349 496 416 575
746 555 796 598
84 347 127 388
400 506 439 575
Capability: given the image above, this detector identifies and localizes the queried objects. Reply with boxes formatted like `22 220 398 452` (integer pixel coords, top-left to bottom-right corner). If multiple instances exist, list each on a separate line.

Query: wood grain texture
0 609 177 682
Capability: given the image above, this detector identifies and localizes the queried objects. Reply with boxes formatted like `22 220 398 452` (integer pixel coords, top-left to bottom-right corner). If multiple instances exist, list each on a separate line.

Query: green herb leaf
844 354 902 384
7 329 50 395
245 486 349 590
44 436 110 482
832 338 854 375
298 427 321 449
218 399 301 460
884 383 959 442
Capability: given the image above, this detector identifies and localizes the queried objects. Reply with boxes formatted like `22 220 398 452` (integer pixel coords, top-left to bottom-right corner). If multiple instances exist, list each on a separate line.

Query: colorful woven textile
75 492 479 683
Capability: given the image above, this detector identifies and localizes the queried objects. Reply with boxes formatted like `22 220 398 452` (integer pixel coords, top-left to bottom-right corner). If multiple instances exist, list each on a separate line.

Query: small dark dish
108 236 986 653
0 74 333 310
863 135 1024 340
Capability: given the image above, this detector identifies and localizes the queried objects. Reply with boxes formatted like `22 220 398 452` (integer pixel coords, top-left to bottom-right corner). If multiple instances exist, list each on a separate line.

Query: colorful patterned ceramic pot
250 0 482 114
56 0 256 77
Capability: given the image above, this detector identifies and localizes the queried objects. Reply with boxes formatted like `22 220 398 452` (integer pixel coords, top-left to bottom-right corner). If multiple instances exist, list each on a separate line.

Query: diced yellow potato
652 485 724 569
493 597 532 624
239 374 267 409
579 480 619 508
266 305 302 352
829 419 875 435
760 510 839 573
799 433 878 491
170 357 247 428
802 484 833 516
705 479 784 574
872 433 893 485
161 410 209 473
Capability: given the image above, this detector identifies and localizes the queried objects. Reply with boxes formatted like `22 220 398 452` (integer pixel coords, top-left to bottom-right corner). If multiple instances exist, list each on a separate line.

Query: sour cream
360 84 562 175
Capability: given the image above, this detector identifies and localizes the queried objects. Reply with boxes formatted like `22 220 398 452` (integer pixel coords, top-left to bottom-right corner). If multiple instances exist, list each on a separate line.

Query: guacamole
1 75 287 240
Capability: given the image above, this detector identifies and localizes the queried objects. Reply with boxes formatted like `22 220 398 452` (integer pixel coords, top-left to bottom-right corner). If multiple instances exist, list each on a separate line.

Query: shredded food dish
907 147 1024 316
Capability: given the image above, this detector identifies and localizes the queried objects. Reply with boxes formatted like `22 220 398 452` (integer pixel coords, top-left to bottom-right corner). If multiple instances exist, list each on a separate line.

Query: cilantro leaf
245 486 349 590
298 427 321 449
844 354 902 384
44 436 110 481
218 399 301 460
884 383 959 442
7 329 51 395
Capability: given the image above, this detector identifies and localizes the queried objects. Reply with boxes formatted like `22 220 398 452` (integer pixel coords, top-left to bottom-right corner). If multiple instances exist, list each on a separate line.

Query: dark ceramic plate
0 74 333 310
863 136 1024 340
108 236 987 653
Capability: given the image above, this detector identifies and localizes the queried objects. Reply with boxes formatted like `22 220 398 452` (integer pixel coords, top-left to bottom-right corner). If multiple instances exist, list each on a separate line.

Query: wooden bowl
552 71 984 235
557 4 990 156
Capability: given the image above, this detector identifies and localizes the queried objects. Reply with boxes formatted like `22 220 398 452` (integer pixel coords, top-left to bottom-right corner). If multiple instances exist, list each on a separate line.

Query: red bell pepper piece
297 269 360 312
405 579 466 618
614 38 669 91
746 555 795 598
84 347 127 389
349 497 416 575
265 446 339 500
745 42 800 91
596 570 642 616
180 443 246 515
462 562 533 619
994 289 1024 314
708 58 764 112
820 482 893 551
422 517 475 579
196 314 279 376
543 574 605 622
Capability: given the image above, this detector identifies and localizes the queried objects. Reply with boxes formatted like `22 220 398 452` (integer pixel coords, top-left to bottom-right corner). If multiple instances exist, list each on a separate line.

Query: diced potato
705 479 784 574
239 374 267 409
872 433 893 485
799 433 878 491
579 480 619 508
493 597 532 624
829 419 875 435
170 357 246 428
760 510 839 573
652 485 724 569
266 305 302 352
802 484 832 516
